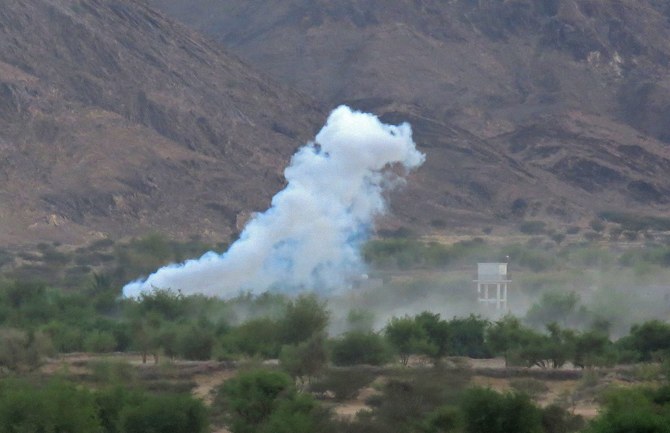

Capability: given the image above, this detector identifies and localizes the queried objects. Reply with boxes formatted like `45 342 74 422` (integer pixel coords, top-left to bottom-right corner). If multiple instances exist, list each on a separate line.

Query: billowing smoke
123 106 425 298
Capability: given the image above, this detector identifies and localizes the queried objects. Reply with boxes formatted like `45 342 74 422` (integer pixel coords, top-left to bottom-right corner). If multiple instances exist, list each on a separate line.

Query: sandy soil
37 353 613 424
333 387 379 419
192 369 236 405
471 375 513 392
332 377 385 419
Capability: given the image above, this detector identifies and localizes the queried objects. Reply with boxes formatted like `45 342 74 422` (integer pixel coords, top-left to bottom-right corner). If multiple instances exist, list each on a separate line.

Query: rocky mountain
148 0 670 232
0 0 323 246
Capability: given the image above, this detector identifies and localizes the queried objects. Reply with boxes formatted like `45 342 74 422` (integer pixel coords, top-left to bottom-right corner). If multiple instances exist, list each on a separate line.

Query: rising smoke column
123 105 425 298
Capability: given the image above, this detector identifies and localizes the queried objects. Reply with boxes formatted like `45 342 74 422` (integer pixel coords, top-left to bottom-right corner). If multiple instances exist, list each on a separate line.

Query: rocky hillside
149 0 670 232
0 0 323 246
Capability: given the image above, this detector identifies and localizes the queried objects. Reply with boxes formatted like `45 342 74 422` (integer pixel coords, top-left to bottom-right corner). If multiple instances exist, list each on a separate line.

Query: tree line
2 278 670 373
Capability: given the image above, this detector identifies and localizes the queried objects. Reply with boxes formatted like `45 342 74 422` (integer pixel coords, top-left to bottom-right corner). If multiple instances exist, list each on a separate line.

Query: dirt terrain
0 0 322 247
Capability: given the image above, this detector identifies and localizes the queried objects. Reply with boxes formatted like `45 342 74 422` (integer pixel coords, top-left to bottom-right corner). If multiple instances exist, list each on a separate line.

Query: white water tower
474 262 510 311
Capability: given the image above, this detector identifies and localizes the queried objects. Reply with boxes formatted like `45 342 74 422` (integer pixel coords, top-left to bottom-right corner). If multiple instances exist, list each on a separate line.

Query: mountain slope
0 0 322 246
149 0 670 231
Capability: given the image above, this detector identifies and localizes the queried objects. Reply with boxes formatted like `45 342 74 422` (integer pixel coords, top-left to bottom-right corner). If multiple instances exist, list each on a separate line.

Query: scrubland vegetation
2 223 670 431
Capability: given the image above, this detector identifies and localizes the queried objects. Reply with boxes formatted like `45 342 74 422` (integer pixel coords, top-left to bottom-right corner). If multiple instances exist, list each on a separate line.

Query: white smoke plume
123 105 425 298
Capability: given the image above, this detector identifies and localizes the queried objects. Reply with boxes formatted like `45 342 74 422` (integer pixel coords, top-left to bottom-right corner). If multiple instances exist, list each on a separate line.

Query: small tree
487 315 525 366
625 320 670 362
385 316 426 365
88 273 119 313
415 312 451 364
279 294 330 346
544 323 576 369
280 332 328 385
573 330 612 368
448 315 491 358
136 288 187 321
129 314 162 364
218 369 325 433
525 291 580 328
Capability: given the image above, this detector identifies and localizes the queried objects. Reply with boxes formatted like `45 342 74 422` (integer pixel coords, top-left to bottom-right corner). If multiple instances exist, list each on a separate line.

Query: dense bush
0 380 101 433
0 379 208 433
461 388 543 433
348 367 471 432
618 320 670 362
119 393 208 433
218 369 331 433
331 331 392 366
176 323 216 360
586 386 670 433
385 313 490 364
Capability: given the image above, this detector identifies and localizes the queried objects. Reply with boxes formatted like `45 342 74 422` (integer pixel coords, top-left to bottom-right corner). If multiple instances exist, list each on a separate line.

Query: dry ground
37 353 657 428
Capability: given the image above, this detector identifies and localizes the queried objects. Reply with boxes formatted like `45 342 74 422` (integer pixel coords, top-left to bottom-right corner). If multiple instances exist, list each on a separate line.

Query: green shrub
0 379 101 433
44 322 85 352
119 393 208 433
586 386 670 433
177 324 215 360
221 317 282 358
541 404 584 433
331 332 391 366
279 294 329 345
217 369 314 433
420 405 463 433
371 368 471 430
84 330 118 353
461 388 542 433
